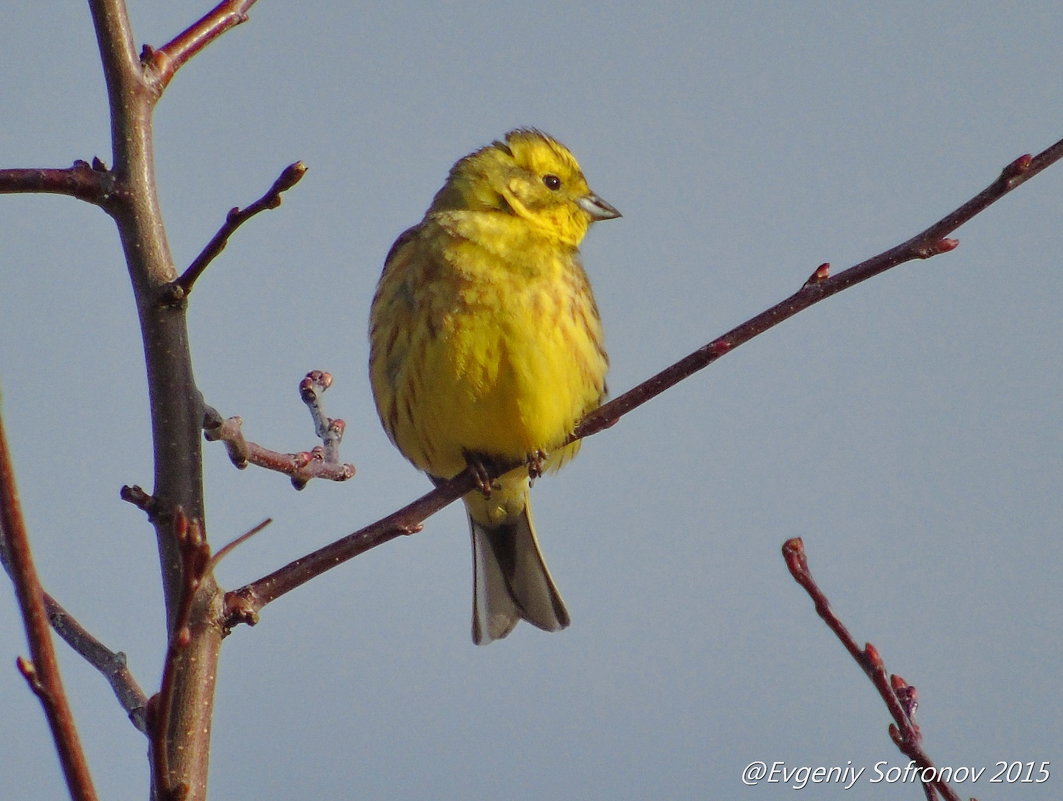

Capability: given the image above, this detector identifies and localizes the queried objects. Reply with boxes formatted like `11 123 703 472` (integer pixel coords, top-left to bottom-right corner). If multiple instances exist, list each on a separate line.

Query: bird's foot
527 449 547 484
465 453 494 496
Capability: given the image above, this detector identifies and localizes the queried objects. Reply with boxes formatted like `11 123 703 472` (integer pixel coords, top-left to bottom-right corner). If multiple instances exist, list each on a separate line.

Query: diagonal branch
44 593 149 733
223 136 1063 631
224 476 450 629
143 0 261 94
0 413 99 801
166 162 307 301
782 538 963 801
1 518 148 732
574 145 1062 440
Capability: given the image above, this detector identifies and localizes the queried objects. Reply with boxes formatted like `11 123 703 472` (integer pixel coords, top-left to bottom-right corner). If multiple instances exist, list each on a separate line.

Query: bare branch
300 371 344 464
574 142 1063 441
223 137 1063 630
166 162 307 301
204 370 355 489
207 518 272 575
782 538 964 801
225 480 440 630
0 160 117 207
144 0 260 94
150 511 191 796
90 0 204 618
44 593 149 733
0 413 99 801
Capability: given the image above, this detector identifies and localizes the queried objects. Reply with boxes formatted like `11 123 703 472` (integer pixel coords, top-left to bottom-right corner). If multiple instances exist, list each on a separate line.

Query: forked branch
204 371 355 489
44 593 149 733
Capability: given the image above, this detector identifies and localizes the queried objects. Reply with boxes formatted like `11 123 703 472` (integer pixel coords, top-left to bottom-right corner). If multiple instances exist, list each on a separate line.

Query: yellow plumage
369 128 619 643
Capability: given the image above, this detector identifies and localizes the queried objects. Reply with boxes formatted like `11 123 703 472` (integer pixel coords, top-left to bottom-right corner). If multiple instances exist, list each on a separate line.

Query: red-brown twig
782 538 966 801
0 414 99 801
203 371 355 489
223 139 1063 631
142 0 260 94
574 148 1059 440
0 159 116 207
165 162 307 301
224 477 438 629
207 518 272 574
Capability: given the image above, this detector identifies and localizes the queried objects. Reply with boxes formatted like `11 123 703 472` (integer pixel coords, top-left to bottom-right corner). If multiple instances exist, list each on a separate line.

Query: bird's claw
467 455 494 496
527 449 547 484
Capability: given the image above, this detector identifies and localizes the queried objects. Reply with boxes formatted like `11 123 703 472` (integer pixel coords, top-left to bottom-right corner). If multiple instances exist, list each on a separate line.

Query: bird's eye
542 174 562 190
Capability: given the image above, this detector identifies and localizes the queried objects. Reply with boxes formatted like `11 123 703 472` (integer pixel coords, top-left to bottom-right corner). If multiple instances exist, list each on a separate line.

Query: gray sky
2 2 1061 799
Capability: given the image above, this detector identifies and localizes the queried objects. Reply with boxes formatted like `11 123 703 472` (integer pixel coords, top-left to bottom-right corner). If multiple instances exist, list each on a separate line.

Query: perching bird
369 128 619 643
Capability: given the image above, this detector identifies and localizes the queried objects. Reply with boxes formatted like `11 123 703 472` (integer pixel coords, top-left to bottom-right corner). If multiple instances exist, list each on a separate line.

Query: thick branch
0 414 98 801
86 2 252 798
87 0 143 123
89 0 200 625
225 476 457 629
224 138 1063 629
782 539 963 801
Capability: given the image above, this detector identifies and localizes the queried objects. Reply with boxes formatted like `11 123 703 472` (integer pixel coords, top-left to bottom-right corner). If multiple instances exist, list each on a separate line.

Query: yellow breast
369 213 607 479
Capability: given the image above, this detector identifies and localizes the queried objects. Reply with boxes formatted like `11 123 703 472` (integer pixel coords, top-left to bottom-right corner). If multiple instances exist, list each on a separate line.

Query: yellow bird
369 128 619 643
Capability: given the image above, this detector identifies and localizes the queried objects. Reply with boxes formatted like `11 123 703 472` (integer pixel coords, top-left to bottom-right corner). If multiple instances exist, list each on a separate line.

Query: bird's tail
470 502 570 645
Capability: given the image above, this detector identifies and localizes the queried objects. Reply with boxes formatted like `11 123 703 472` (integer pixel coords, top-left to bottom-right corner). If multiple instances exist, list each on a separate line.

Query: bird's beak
578 193 622 221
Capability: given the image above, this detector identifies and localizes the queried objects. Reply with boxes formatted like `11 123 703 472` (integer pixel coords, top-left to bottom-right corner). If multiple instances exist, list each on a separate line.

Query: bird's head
431 128 620 247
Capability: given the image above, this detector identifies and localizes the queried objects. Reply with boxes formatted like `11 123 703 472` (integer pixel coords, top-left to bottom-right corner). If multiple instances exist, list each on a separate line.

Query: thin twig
782 538 964 801
207 518 271 574
223 137 1063 630
203 370 355 488
0 413 99 801
44 593 149 733
575 146 1061 440
203 412 355 486
143 0 261 94
300 370 347 466
296 370 349 488
166 162 307 301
